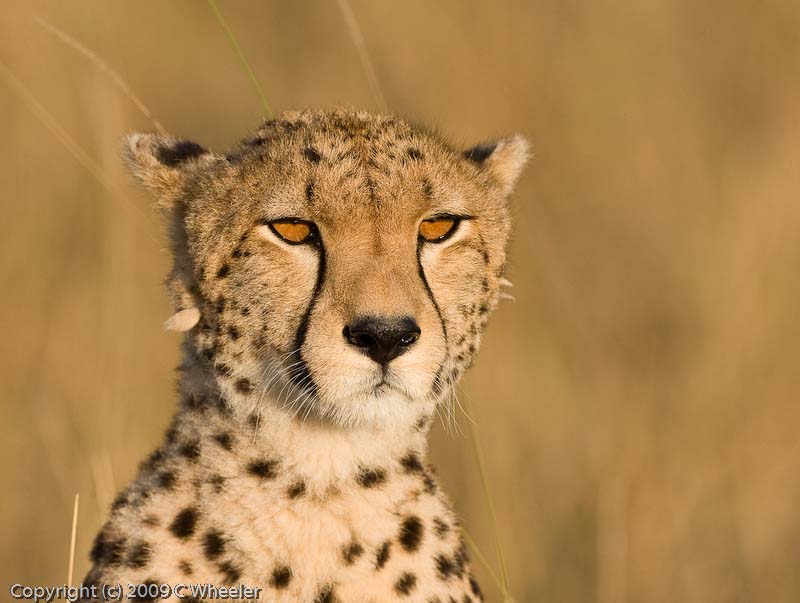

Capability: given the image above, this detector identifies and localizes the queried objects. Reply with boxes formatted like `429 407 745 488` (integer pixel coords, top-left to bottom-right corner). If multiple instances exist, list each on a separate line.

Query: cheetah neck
172 349 435 496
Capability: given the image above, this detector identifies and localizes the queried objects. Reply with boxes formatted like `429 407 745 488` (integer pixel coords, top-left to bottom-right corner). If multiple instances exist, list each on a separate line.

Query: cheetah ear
124 133 215 205
463 134 530 195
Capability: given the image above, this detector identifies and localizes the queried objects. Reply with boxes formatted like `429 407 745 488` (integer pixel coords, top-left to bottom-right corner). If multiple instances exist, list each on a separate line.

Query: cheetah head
125 109 528 428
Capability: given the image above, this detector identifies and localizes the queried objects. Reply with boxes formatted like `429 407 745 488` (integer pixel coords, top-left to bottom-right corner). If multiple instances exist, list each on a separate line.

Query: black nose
343 316 421 365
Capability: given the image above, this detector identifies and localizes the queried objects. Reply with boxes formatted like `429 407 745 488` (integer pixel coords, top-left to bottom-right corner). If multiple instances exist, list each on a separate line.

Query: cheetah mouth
372 380 393 395
366 370 415 399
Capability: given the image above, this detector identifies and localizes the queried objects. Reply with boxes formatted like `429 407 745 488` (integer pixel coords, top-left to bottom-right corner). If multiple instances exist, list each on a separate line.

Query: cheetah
84 108 528 602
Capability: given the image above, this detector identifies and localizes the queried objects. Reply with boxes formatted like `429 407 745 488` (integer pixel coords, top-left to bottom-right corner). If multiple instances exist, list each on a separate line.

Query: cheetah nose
343 316 421 365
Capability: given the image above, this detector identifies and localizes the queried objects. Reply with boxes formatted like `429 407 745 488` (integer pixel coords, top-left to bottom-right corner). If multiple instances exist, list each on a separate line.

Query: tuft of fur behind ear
464 134 530 195
123 133 210 205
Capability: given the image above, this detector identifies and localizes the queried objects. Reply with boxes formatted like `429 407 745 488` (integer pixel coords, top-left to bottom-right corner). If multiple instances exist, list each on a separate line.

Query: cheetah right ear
463 134 530 196
124 133 216 205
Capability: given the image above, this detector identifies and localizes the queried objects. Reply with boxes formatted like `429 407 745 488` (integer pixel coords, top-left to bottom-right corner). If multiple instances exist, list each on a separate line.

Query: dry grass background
1 1 799 601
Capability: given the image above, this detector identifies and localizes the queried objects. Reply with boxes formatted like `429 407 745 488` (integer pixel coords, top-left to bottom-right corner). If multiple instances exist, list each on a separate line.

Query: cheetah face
126 111 528 428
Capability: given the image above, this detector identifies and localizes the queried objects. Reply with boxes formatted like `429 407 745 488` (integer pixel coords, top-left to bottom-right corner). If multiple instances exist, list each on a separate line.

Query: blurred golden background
2 1 799 601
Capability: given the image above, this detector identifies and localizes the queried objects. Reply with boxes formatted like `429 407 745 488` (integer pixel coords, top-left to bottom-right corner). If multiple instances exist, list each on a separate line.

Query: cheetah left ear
124 133 217 207
464 134 530 195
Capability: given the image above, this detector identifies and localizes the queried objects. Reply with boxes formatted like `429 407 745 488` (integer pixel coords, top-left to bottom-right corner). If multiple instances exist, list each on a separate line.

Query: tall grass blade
335 0 388 112
0 58 158 244
463 390 515 602
0 59 120 197
67 493 79 587
34 16 167 135
206 0 272 118
462 527 512 600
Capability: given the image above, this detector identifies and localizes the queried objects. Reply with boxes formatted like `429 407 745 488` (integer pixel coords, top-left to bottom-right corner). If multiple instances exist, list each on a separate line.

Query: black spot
212 432 233 451
179 559 194 575
169 507 198 539
215 395 233 415
234 378 253 394
342 541 364 565
111 491 129 511
422 177 434 197
218 560 241 584
288 481 306 498
227 326 240 340
247 459 278 479
216 264 230 278
237 247 252 259
140 449 164 472
394 572 417 595
203 529 225 560
246 136 267 147
454 541 468 577
103 538 126 566
215 363 233 378
303 147 322 163
165 426 178 444
156 141 207 167
240 306 250 316
422 471 438 495
306 180 315 202
469 575 483 600
156 471 176 490
376 541 391 569
270 565 292 588
407 147 424 160
399 516 424 552
435 553 455 580
356 466 386 488
415 415 431 431
463 143 497 164
89 531 125 566
247 413 260 428
208 474 225 493
126 542 151 569
433 517 450 538
178 441 200 461
314 585 337 603
400 451 423 474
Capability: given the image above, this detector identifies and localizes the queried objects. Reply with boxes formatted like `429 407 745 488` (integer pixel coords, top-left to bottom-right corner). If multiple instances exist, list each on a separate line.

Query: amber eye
419 217 460 242
268 220 316 244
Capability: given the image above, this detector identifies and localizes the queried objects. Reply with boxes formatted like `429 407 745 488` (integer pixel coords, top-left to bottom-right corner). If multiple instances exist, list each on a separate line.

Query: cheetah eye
268 220 317 245
419 217 461 243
